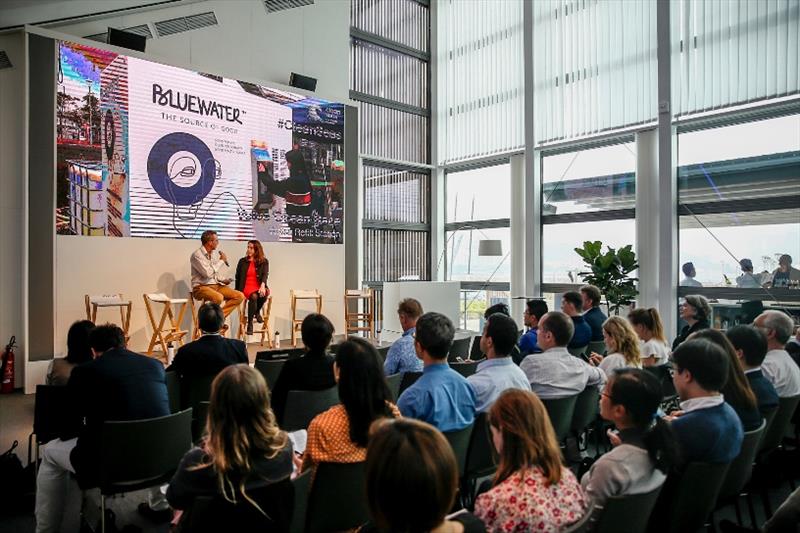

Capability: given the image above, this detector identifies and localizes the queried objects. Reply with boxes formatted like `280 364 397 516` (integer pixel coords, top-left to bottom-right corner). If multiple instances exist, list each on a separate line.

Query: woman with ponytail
628 308 670 367
581 368 679 508
588 316 642 375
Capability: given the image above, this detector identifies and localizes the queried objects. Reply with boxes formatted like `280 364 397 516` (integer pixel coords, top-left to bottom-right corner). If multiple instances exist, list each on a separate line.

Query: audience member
672 295 711 350
190 229 244 318
234 240 269 335
581 369 678 508
302 338 399 473
726 325 779 416
167 365 293 531
474 389 588 531
519 299 548 357
362 418 486 533
467 314 530 412
736 258 762 288
680 262 702 287
561 291 592 350
520 312 606 399
167 303 248 378
46 320 94 386
668 338 743 464
397 312 476 432
481 303 524 365
628 308 670 367
690 329 762 432
589 316 642 376
580 285 607 342
270 313 336 424
753 310 800 397
35 324 169 533
767 254 800 288
383 298 424 375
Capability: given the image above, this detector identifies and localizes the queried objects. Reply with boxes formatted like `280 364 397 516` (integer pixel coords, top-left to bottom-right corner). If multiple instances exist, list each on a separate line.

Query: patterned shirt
467 357 531 412
397 363 477 432
302 403 401 472
384 328 423 375
474 467 588 533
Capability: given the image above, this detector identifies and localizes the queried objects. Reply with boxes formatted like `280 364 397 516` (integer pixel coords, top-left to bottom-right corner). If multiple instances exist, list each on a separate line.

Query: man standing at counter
190 230 244 318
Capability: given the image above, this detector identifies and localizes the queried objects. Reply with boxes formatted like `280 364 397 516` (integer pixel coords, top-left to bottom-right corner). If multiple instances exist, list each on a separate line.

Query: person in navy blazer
727 325 780 415
167 303 249 378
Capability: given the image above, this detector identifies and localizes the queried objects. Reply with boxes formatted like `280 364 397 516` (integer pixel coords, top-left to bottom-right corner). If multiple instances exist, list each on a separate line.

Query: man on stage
190 230 244 318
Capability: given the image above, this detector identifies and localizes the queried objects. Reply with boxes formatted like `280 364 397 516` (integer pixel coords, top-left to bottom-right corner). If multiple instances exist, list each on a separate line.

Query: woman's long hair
489 389 563 486
606 369 680 472
196 365 288 512
690 329 758 411
66 320 95 365
248 240 266 266
336 338 395 447
628 308 667 342
603 316 642 367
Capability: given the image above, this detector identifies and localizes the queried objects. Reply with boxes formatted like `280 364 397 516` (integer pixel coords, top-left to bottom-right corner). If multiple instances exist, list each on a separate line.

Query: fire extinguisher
1 336 16 394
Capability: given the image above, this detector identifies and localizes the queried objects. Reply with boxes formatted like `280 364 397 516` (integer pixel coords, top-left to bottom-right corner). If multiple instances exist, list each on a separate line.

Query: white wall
55 237 345 356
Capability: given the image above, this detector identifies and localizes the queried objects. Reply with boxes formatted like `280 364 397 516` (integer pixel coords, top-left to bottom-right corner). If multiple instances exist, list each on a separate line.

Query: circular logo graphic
147 132 215 206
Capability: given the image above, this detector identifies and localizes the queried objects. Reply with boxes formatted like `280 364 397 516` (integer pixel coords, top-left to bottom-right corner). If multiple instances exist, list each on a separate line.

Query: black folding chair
593 484 663 533
462 412 496 509
254 359 286 392
29 385 72 470
305 462 368 533
398 371 423 396
386 373 402 402
541 394 579 443
282 387 340 432
448 337 472 362
450 360 481 378
443 423 474 478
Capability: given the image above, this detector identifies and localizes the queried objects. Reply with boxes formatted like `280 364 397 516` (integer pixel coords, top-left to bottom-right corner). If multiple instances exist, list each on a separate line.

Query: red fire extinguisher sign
1 336 16 394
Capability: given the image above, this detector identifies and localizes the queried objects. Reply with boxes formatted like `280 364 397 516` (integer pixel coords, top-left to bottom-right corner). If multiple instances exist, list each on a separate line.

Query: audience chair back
644 365 677 399
443 423 474 478
447 337 472 362
30 385 71 469
450 360 480 379
398 371 423 396
179 478 294 533
570 386 600 437
469 336 484 360
282 386 339 432
587 340 606 357
541 394 579 443
180 374 217 413
255 359 286 392
290 289 323 347
593 483 664 533
290 469 312 533
717 419 766 504
305 462 369 533
758 395 800 455
165 371 181 413
193 401 210 443
567 345 588 358
462 412 496 508
385 373 402 402
651 461 730 533
376 345 390 363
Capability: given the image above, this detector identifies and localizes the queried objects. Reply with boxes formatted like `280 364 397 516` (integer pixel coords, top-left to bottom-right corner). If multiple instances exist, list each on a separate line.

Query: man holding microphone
190 230 244 318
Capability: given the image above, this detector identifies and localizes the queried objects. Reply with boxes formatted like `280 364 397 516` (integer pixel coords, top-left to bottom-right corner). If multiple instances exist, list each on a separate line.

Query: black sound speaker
107 28 146 53
289 72 317 92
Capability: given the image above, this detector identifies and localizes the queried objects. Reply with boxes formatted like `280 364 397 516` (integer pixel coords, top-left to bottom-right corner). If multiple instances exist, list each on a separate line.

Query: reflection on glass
459 290 510 332
446 164 511 223
446 227 511 283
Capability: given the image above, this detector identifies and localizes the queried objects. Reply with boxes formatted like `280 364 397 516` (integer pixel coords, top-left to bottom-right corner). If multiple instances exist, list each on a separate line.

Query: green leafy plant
574 241 639 315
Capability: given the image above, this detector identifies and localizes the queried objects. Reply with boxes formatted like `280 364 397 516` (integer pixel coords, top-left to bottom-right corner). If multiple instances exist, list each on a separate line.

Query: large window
541 141 637 285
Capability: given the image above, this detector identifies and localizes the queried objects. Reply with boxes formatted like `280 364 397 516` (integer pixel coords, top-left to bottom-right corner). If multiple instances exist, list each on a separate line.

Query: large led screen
56 40 344 243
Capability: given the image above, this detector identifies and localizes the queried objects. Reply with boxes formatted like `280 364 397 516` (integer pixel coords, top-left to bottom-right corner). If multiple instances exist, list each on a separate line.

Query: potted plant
574 241 639 315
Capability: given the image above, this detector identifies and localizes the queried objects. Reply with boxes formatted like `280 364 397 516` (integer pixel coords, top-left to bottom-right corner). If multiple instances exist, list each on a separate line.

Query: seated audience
397 312 476 432
474 389 588 531
766 253 800 288
589 316 642 376
383 298 424 375
690 329 762 432
301 338 399 473
467 313 530 412
672 295 711 350
362 418 486 533
680 261 702 287
481 303 524 365
561 291 592 350
581 369 678 508
270 313 336 424
35 324 169 533
167 303 248 378
167 365 293 531
668 338 743 464
628 308 670 367
753 310 800 398
735 258 763 288
580 284 607 342
46 320 94 386
726 325 779 415
520 312 606 399
519 299 548 357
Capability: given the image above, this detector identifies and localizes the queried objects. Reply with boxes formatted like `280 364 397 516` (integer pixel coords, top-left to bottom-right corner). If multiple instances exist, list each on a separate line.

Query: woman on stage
235 240 269 335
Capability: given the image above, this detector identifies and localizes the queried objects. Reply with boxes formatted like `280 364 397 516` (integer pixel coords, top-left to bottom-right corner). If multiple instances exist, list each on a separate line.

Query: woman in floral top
301 337 399 473
474 389 588 532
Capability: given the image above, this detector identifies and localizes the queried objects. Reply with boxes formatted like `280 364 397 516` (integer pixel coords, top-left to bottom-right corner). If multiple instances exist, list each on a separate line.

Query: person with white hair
753 310 800 397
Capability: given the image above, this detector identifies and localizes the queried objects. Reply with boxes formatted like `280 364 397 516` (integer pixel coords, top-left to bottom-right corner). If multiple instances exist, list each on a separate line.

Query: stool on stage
84 294 132 341
344 288 375 339
291 289 322 347
143 293 189 357
238 295 274 347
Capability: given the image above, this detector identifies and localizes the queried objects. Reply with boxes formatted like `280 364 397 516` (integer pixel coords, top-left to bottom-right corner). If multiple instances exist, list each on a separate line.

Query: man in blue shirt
468 313 531 412
669 338 743 464
384 298 424 375
519 299 548 356
397 312 476 432
580 285 607 342
561 291 592 350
